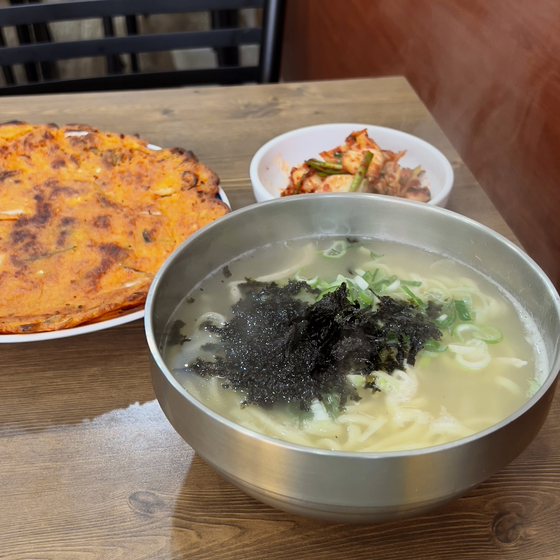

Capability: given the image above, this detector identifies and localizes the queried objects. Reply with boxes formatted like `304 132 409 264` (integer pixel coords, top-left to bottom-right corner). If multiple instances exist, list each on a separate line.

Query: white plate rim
0 138 230 343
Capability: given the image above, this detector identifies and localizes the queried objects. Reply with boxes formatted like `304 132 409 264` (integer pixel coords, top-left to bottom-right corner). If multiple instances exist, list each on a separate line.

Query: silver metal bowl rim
145 193 560 460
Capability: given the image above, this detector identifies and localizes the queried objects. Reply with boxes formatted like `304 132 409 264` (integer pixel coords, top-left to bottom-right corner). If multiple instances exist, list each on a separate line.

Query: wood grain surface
281 0 560 288
2 78 558 560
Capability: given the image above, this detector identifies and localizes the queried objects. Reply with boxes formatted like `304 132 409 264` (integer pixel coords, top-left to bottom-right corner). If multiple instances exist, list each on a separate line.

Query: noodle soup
164 237 546 453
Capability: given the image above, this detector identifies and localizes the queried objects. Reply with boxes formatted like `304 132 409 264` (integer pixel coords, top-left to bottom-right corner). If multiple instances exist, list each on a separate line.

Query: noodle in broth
165 238 546 452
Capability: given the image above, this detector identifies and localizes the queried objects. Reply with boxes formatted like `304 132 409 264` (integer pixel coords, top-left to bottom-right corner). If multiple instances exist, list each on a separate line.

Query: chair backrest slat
1 28 262 66
0 0 265 27
0 65 260 95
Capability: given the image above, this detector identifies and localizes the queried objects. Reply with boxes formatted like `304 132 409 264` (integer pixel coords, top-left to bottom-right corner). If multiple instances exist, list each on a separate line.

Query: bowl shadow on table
0 319 155 433
169 426 560 560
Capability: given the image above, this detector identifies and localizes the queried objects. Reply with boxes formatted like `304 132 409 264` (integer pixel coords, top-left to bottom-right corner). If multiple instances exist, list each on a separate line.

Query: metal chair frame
0 0 285 95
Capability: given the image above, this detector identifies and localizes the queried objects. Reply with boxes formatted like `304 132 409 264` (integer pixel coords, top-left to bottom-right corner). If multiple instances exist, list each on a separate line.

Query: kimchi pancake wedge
0 122 229 333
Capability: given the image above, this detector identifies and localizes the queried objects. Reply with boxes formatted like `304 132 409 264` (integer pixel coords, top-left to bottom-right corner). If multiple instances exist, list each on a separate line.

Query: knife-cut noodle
164 238 547 452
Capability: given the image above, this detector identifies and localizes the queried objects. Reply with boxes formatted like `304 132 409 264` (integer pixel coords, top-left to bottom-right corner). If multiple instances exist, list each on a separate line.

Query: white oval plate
0 139 230 343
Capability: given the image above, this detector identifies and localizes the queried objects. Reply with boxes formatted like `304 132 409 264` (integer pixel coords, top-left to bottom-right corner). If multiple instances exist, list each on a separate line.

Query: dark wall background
281 0 560 287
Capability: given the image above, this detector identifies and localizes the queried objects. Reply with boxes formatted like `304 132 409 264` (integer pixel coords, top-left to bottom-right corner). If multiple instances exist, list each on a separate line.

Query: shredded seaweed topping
168 319 189 346
190 280 442 410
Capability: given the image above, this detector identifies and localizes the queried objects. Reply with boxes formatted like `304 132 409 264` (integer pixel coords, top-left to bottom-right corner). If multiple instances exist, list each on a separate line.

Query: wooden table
1 77 558 559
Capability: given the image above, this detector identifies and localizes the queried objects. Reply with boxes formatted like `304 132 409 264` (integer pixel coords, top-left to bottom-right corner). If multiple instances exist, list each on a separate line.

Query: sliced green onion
315 168 350 176
294 170 312 194
401 285 425 307
453 323 503 344
386 331 399 344
423 340 448 353
349 151 373 192
370 272 394 292
363 269 381 285
353 275 369 290
527 379 542 397
348 284 361 303
401 280 422 287
435 301 457 329
435 314 452 329
356 290 374 307
316 285 341 301
370 251 385 259
316 276 347 298
305 159 350 177
385 278 401 292
322 393 342 419
321 240 347 259
305 158 345 171
310 400 330 422
308 278 321 288
286 402 313 423
373 371 401 392
294 272 320 288
362 271 374 284
454 299 472 321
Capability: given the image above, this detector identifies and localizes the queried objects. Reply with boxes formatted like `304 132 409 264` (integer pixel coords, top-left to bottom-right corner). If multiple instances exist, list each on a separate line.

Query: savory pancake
0 121 229 333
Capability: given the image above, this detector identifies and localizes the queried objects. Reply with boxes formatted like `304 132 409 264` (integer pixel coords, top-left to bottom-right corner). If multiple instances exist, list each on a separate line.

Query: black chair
0 0 285 95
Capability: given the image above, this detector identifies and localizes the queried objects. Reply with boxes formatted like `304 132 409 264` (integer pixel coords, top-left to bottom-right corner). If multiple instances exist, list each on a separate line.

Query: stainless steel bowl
145 194 560 523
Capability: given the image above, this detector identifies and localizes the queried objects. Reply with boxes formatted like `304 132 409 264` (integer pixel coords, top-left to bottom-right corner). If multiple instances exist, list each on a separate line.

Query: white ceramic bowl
249 123 454 207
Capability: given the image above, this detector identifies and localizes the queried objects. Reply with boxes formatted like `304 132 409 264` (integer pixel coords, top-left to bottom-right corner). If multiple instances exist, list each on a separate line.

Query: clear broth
164 237 546 452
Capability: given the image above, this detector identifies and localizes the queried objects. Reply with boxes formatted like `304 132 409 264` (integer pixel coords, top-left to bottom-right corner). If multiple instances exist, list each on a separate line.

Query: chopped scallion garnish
454 299 472 321
349 151 373 192
321 240 347 259
401 280 422 287
423 340 448 353
401 285 426 307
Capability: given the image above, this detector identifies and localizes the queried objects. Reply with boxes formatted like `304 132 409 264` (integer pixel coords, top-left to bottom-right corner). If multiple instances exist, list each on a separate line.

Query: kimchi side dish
281 129 431 202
